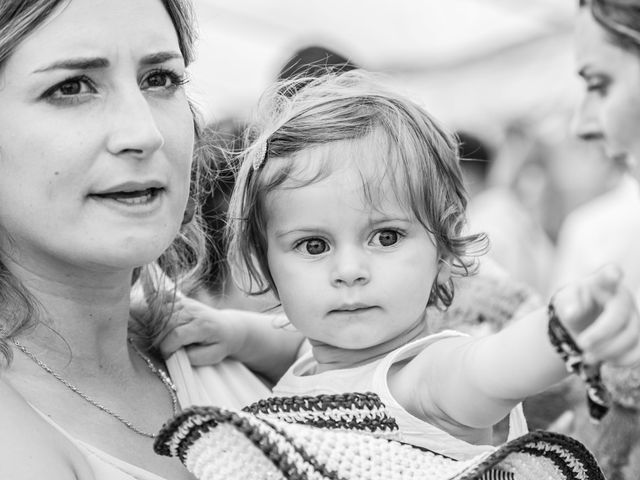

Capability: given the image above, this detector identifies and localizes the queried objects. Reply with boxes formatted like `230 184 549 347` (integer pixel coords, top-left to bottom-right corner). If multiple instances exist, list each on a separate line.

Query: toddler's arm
392 265 640 431
159 295 304 385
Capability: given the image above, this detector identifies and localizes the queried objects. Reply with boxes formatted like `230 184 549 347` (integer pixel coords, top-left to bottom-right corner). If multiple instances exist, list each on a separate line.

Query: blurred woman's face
573 8 640 175
0 0 194 280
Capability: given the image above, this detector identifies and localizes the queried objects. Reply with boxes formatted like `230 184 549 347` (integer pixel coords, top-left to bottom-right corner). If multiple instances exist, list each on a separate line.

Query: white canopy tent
188 0 581 138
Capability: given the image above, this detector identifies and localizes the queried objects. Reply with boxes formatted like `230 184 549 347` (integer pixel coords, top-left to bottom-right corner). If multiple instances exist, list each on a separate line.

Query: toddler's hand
552 264 640 367
158 295 248 365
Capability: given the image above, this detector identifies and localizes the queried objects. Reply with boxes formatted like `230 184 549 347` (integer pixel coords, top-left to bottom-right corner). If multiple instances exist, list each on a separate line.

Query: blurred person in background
465 122 556 296
551 147 640 296
277 44 357 81
456 130 493 200
555 1 640 478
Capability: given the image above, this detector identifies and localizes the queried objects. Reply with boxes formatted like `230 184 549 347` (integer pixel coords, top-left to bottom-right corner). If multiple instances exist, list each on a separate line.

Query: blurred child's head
228 71 487 318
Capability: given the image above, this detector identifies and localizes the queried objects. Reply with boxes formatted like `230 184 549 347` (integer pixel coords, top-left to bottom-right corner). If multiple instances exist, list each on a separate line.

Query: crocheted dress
273 331 528 461
153 344 607 480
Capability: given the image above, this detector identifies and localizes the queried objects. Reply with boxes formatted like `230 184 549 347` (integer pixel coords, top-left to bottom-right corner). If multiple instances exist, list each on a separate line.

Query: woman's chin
87 234 177 271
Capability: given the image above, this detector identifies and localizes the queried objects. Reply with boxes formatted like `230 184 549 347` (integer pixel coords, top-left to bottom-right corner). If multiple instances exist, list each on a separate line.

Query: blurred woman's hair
580 0 640 54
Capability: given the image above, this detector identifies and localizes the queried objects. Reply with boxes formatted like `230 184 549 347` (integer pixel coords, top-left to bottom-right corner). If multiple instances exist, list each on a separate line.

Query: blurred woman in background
568 1 640 478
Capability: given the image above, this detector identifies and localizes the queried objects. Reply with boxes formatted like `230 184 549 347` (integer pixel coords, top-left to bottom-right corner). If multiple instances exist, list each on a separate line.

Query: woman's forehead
3 0 181 76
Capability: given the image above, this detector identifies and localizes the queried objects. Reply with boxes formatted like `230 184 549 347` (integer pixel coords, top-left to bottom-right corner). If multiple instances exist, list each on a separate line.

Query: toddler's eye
296 238 329 255
373 229 399 247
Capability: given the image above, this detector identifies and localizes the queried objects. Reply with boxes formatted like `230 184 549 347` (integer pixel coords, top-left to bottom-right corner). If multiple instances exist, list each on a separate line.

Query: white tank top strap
507 402 529 439
374 330 467 374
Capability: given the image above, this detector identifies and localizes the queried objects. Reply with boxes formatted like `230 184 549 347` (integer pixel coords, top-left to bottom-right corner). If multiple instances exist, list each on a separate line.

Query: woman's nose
571 96 604 142
106 88 164 158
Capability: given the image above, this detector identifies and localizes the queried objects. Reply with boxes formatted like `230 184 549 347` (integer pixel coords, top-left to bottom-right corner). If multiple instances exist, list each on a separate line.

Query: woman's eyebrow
140 51 184 66
32 51 183 74
33 57 109 73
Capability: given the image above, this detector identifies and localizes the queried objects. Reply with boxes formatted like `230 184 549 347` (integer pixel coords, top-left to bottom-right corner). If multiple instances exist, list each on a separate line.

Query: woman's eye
296 238 329 255
142 69 187 90
586 82 603 93
584 76 608 95
372 229 400 247
43 76 96 102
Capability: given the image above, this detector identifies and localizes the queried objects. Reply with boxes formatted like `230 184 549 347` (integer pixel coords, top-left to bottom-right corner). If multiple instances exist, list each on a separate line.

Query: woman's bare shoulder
0 377 95 480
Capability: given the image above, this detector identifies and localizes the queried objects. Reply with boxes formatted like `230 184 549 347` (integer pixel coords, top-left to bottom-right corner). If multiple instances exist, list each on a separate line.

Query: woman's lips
91 187 161 203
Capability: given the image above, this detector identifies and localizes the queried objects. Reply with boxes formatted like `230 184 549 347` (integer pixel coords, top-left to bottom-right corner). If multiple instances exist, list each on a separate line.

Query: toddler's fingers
583 322 640 366
185 343 230 366
159 318 224 358
608 345 640 367
552 265 622 334
588 264 624 302
159 306 194 336
577 288 637 351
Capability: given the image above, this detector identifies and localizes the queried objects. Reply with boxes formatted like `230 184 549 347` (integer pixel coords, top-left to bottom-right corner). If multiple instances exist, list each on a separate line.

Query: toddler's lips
329 305 376 314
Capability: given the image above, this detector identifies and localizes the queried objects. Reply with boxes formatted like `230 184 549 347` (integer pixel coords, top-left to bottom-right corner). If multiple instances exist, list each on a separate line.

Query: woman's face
573 8 640 174
0 0 194 277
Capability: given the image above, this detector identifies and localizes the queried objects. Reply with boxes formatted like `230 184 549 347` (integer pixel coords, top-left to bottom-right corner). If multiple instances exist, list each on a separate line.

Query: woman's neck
309 318 428 373
8 262 135 371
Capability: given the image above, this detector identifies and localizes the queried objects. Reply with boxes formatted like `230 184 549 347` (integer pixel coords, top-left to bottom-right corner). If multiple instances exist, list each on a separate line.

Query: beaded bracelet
547 302 611 422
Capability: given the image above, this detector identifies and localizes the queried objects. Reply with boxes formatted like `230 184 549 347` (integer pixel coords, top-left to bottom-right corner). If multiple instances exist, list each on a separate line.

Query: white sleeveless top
274 331 528 461
30 353 271 480
32 407 170 480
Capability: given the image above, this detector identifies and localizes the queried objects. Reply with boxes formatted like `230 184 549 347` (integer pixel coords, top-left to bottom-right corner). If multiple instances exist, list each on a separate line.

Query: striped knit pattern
155 403 605 480
242 392 399 438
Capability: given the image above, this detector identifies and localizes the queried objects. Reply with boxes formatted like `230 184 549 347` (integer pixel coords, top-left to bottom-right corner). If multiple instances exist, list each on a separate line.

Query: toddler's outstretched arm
392 265 640 431
159 295 304 385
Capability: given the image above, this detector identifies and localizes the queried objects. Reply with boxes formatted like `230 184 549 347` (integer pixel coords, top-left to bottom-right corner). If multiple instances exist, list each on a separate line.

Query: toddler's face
264 139 440 349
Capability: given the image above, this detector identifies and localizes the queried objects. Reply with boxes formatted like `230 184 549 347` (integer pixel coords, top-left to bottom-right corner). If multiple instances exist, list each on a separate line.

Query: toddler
165 71 640 460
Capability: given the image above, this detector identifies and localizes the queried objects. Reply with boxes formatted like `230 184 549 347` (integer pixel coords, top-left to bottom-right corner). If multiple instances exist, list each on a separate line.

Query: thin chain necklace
13 338 179 439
